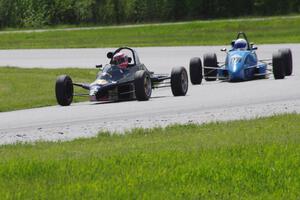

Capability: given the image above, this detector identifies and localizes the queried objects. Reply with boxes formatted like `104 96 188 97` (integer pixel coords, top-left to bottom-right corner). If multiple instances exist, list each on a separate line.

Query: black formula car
55 47 188 106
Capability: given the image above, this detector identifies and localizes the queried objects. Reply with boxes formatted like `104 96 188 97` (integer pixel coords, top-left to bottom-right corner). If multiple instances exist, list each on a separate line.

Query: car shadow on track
90 95 169 105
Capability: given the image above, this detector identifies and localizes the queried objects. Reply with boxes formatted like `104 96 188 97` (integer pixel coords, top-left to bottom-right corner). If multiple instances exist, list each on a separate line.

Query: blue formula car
189 32 293 84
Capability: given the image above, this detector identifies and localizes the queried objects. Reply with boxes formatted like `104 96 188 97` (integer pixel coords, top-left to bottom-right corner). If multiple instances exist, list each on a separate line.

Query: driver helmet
112 52 129 69
234 39 248 50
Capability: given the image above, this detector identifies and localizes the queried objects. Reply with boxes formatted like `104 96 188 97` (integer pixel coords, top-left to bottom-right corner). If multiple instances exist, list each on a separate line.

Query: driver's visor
113 57 126 65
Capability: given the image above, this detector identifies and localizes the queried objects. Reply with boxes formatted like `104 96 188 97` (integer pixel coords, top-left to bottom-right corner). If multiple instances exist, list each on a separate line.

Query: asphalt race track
0 44 300 144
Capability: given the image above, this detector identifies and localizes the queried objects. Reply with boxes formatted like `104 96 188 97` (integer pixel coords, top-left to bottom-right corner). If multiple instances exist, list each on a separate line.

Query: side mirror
221 48 227 52
96 64 102 69
128 57 132 63
107 52 113 59
250 43 257 50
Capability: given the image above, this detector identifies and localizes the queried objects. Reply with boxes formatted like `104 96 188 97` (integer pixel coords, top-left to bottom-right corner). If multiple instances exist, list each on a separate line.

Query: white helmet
234 39 248 50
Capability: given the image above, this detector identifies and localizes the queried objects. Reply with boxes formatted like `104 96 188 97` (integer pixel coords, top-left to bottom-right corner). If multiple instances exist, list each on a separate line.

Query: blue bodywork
217 33 267 82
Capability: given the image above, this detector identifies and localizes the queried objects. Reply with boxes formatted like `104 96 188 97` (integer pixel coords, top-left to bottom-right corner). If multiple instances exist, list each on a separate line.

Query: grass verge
0 16 300 49
0 67 97 112
0 113 299 199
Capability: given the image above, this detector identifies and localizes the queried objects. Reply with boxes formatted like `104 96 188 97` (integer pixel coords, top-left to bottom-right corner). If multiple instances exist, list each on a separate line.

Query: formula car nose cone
89 85 101 96
228 63 244 81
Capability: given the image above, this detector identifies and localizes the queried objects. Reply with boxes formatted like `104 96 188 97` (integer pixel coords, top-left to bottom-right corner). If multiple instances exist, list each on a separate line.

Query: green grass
0 67 97 112
0 114 299 199
0 16 300 49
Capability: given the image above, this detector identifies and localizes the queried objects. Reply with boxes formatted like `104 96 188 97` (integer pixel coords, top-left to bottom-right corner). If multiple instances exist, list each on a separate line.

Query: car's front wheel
134 70 152 101
189 57 203 85
272 51 285 80
171 66 188 96
55 75 74 106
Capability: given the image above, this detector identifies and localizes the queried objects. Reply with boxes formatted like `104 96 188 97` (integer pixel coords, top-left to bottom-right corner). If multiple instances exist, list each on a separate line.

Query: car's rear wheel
134 70 152 101
272 51 285 79
55 75 73 106
171 66 188 96
189 57 203 85
204 53 218 81
279 48 293 76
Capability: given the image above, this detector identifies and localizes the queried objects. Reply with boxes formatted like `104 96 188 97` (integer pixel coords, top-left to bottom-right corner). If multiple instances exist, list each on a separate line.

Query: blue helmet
234 39 248 50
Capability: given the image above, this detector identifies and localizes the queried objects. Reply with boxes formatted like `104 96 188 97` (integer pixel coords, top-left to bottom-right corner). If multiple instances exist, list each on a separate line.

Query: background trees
0 0 299 28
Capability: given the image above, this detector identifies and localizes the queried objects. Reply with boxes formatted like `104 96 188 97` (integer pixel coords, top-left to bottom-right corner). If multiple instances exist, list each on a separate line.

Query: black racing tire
272 51 285 80
134 70 152 101
171 66 189 96
55 75 73 106
189 57 203 85
279 48 293 76
203 53 218 81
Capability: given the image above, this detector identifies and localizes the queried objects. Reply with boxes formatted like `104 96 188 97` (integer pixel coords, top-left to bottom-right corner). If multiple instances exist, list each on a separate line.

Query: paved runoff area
0 44 300 144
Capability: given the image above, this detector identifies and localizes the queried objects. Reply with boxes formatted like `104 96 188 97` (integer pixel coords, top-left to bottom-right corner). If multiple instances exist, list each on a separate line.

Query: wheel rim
144 76 152 97
181 70 188 93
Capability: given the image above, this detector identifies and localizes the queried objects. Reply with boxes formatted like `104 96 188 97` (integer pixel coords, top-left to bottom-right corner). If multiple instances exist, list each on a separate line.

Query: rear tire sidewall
204 53 218 81
55 75 73 106
279 48 293 76
171 66 189 96
134 70 152 101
